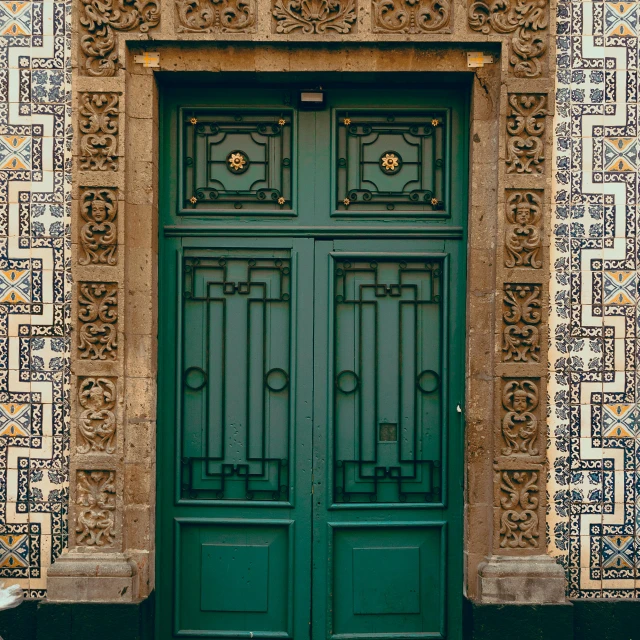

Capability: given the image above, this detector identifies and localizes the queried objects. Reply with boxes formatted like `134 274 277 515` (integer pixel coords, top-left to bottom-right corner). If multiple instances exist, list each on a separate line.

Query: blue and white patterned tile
550 0 640 597
0 0 69 596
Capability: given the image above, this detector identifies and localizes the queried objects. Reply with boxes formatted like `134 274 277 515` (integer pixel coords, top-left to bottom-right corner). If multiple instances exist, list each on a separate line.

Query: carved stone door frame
48 28 563 606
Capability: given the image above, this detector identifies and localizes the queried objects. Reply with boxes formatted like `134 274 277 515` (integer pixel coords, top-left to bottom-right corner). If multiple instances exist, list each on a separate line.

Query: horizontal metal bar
164 225 464 239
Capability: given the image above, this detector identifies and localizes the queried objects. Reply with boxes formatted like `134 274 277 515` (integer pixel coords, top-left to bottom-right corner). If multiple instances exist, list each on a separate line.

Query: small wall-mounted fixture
467 52 493 68
298 89 325 110
134 52 160 68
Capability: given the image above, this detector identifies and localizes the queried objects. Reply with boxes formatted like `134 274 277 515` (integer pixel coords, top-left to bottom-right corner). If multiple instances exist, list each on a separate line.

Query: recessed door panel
175 519 292 636
331 524 446 637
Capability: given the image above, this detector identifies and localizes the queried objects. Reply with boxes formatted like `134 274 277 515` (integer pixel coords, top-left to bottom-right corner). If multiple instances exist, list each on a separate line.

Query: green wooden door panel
158 81 467 640
312 239 464 640
175 519 291 634
157 236 314 639
332 524 446 635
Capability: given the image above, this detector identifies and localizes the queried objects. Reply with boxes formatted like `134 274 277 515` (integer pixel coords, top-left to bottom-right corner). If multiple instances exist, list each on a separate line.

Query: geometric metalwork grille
181 110 293 214
179 252 291 501
335 110 449 217
332 257 444 503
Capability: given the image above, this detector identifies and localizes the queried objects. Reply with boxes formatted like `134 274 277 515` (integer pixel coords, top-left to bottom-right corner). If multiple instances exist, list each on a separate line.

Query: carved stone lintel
79 93 120 171
78 282 118 361
272 0 356 33
505 95 548 175
78 378 117 454
372 0 451 33
79 0 161 77
468 0 548 78
502 284 541 363
478 555 566 604
176 0 256 32
79 188 118 265
505 191 542 269
502 379 539 456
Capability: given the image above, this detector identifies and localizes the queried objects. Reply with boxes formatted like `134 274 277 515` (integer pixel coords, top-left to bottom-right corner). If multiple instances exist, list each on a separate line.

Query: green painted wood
158 80 468 640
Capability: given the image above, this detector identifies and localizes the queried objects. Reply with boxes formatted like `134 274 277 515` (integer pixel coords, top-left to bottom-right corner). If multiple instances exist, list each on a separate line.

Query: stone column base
46 551 138 602
478 554 566 604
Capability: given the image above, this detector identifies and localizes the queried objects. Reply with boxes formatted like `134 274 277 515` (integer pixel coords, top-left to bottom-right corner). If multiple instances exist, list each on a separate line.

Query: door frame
61 38 555 617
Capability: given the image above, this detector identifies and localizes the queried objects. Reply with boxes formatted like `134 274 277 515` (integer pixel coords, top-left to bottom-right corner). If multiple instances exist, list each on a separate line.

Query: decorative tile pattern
0 0 71 598
549 0 640 597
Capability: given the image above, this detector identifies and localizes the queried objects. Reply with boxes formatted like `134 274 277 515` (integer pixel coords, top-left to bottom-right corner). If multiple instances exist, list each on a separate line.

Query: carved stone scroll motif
176 0 256 31
79 0 160 77
272 0 356 33
78 378 117 454
79 188 118 266
75 470 117 547
497 469 540 549
502 284 541 363
79 93 119 172
505 191 542 269
468 0 548 78
372 0 450 33
78 282 118 361
505 95 547 175
502 380 539 456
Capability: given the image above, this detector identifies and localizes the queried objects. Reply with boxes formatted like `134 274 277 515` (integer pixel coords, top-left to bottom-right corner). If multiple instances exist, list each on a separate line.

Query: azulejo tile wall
0 0 71 597
0 0 638 602
548 0 640 597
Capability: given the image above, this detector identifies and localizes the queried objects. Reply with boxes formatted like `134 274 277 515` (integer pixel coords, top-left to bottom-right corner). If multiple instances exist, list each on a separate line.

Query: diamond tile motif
0 135 31 171
0 268 30 303
604 2 638 37
0 403 30 437
603 138 638 172
602 404 640 437
0 534 29 570
0 2 31 37
602 535 634 570
603 271 637 305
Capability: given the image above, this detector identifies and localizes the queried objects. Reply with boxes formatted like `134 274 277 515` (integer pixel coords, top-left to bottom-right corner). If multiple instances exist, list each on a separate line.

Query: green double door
157 79 468 640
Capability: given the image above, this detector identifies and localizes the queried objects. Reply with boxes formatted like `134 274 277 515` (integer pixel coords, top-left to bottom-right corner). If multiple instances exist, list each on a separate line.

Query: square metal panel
181 109 294 214
334 109 450 218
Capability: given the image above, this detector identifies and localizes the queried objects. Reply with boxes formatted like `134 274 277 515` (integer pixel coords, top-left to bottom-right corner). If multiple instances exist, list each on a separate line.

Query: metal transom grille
182 110 293 213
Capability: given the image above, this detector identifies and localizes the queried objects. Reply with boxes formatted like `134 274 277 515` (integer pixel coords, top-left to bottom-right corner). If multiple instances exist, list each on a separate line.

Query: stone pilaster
46 0 159 601
475 3 565 601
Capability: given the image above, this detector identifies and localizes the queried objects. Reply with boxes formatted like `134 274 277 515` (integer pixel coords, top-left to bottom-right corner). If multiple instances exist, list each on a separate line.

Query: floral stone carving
176 0 256 31
502 380 539 456
372 0 450 33
272 0 356 33
79 93 119 171
78 378 117 454
505 95 547 174
505 191 542 269
79 188 118 266
78 282 118 361
497 470 540 549
79 0 160 77
502 284 541 363
468 0 548 78
75 470 116 547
